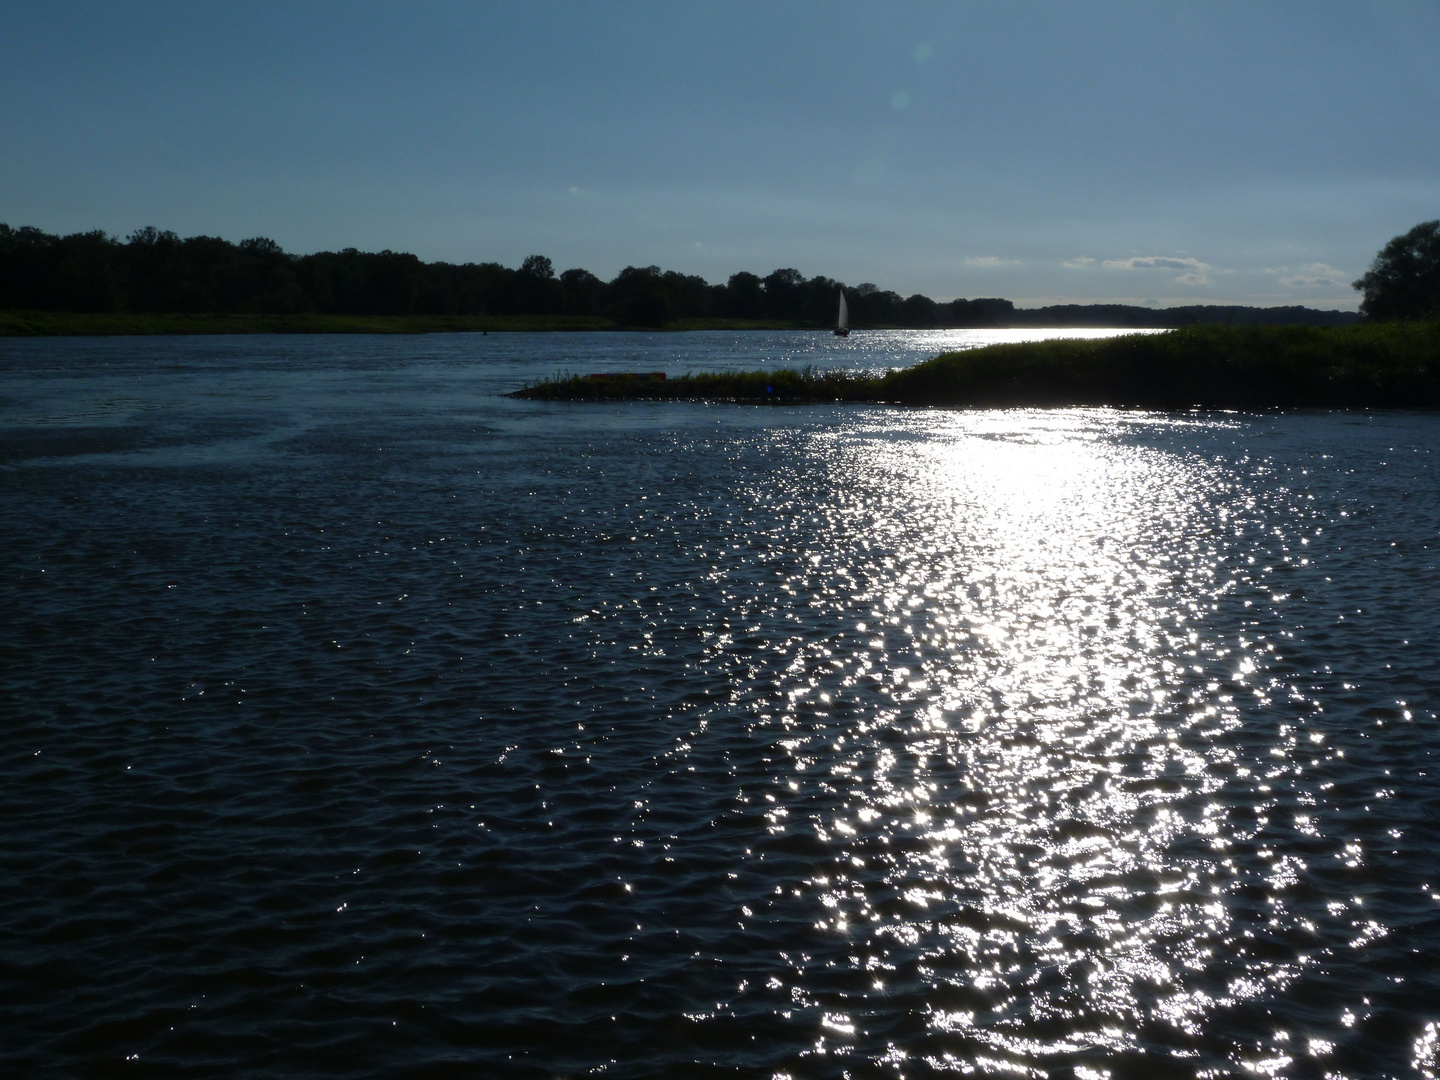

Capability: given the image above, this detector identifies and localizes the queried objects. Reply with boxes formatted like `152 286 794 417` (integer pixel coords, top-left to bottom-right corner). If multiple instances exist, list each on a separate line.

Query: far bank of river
0 308 1358 337
0 310 628 336
0 311 829 336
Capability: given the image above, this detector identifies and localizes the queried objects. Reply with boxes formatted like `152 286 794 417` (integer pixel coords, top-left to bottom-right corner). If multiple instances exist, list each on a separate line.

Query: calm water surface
2 331 1438 1078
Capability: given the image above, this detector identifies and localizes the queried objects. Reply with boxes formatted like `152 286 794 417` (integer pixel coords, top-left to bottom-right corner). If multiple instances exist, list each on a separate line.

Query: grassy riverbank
513 322 1440 409
0 311 819 336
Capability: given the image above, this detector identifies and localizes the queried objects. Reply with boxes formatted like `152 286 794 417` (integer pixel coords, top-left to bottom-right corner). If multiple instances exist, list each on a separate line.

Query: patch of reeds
513 322 1440 409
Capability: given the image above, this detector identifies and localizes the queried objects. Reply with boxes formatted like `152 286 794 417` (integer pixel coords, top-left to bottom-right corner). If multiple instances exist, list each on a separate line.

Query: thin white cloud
1102 255 1213 273
964 255 1019 267
1062 256 1096 269
1177 272 1210 285
1277 262 1351 288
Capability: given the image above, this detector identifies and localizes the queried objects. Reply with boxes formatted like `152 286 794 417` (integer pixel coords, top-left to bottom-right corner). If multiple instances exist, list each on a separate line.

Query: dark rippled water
3 332 1438 1079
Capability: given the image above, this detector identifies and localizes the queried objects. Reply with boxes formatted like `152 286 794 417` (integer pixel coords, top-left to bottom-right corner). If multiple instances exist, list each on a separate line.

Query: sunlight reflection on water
679 408 1402 1075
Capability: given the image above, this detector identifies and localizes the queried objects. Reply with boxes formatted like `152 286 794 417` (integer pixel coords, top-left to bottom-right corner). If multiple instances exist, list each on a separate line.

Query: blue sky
3 1 1438 308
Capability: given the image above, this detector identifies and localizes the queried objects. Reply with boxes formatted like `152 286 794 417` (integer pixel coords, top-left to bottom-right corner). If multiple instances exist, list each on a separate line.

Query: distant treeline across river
0 221 1356 331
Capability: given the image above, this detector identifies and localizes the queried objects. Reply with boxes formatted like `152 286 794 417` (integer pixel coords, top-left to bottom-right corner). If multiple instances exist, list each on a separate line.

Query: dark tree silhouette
0 219 1361 329
902 293 939 326
513 255 562 314
605 265 674 326
520 255 554 280
724 272 764 318
761 268 804 320
559 268 603 315
1353 220 1440 321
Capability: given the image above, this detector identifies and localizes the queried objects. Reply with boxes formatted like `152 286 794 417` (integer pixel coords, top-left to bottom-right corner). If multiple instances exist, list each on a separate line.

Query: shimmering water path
2 332 1438 1078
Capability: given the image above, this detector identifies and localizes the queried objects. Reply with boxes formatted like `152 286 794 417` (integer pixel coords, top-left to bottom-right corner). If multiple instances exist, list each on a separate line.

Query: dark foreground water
2 332 1438 1079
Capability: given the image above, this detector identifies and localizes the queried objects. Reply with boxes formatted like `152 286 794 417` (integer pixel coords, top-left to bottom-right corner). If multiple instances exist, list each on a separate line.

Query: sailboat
834 290 850 337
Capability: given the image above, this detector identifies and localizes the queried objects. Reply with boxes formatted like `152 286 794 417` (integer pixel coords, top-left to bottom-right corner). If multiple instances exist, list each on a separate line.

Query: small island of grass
512 322 1440 410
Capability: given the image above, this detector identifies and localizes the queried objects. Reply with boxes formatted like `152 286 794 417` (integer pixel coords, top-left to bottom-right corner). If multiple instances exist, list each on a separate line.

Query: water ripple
2 335 1438 1077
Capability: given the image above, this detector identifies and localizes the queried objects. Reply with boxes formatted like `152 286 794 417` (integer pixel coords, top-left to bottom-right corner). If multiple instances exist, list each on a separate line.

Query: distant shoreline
513 322 1440 410
0 312 854 336
1 221 1360 337
0 309 1358 338
0 311 620 337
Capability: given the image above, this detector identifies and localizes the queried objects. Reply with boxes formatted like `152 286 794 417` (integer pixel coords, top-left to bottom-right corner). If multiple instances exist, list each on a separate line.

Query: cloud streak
1082 254 1215 285
1276 263 1351 289
1102 255 1212 272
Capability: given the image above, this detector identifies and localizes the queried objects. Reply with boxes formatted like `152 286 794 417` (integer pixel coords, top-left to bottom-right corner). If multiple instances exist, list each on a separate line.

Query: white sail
837 291 849 330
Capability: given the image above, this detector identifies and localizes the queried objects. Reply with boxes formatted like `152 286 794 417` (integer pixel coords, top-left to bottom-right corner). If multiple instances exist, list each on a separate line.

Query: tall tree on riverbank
1354 220 1440 321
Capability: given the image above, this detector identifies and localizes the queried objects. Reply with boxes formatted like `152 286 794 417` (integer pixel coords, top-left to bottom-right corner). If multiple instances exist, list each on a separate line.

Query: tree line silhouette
0 222 1357 328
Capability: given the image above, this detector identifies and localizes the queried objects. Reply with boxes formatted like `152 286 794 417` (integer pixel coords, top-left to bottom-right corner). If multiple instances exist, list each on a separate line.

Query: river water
2 330 1437 1079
